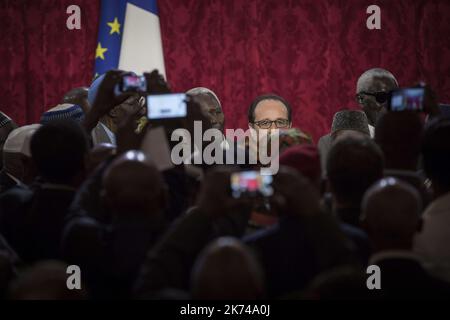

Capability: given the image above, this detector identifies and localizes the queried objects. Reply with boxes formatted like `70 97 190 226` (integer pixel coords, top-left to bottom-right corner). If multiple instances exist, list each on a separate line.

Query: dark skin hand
83 70 135 133
115 111 150 156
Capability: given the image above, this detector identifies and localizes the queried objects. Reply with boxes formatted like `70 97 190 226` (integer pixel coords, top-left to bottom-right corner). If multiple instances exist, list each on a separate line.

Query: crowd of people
0 67 449 299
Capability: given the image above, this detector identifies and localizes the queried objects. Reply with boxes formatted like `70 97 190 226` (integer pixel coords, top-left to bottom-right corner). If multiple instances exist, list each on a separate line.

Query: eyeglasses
358 91 390 104
253 119 290 129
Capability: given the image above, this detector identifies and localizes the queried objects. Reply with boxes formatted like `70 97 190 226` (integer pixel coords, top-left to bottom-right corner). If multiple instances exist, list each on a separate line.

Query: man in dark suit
361 177 450 298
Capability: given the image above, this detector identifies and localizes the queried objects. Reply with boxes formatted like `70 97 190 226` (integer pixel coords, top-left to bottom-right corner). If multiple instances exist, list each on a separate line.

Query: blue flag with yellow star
94 0 166 79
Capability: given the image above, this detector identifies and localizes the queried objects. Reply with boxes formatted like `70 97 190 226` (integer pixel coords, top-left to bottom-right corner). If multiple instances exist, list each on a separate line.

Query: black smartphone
388 87 425 112
114 74 147 96
230 171 274 199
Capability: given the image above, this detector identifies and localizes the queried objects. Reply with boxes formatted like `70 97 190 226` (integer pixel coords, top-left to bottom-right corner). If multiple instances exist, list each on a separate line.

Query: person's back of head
375 111 423 171
330 110 371 140
326 136 384 208
191 237 265 299
101 150 167 220
30 120 88 186
279 144 321 189
62 87 90 113
421 116 450 197
9 260 87 300
361 177 422 252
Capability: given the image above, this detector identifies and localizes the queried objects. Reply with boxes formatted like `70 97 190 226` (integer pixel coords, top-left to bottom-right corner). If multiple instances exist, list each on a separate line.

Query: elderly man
355 68 399 130
362 178 450 298
186 87 225 132
0 124 41 193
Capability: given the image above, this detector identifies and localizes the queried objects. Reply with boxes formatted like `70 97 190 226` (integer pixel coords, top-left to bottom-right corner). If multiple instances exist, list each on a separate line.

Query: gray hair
356 68 399 93
186 87 222 109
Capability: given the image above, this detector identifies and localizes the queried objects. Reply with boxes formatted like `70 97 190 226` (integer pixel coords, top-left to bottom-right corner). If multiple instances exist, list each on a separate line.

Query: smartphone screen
390 88 425 112
230 171 273 199
147 93 187 119
122 75 147 92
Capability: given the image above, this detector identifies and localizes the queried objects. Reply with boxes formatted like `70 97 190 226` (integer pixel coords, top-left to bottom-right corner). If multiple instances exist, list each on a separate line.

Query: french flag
94 0 166 78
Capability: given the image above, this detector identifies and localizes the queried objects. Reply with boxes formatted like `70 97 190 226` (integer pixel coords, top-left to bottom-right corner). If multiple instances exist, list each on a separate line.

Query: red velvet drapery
1 0 450 141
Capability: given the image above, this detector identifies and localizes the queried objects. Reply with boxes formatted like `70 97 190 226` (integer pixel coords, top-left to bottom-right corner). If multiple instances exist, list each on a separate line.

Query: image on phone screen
147 93 187 119
390 88 425 111
230 171 274 199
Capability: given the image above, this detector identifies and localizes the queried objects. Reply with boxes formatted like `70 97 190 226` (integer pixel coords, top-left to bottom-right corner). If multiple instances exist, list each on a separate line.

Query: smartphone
388 87 425 112
147 93 187 119
230 171 274 199
122 75 147 92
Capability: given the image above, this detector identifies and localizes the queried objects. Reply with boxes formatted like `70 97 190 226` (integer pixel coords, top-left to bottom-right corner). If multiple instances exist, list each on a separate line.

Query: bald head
186 87 224 131
362 178 422 251
102 150 166 217
191 237 265 299
62 87 90 113
356 68 399 126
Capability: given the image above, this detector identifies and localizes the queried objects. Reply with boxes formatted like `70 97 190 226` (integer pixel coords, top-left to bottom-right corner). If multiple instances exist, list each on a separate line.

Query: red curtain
1 0 450 141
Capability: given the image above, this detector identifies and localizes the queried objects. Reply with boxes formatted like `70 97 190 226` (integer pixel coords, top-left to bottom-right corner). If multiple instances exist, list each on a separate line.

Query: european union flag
94 0 165 78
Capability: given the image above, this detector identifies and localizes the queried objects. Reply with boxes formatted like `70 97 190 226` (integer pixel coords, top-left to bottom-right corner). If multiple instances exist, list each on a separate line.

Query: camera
146 93 188 119
230 171 274 199
114 73 147 96
388 87 425 112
